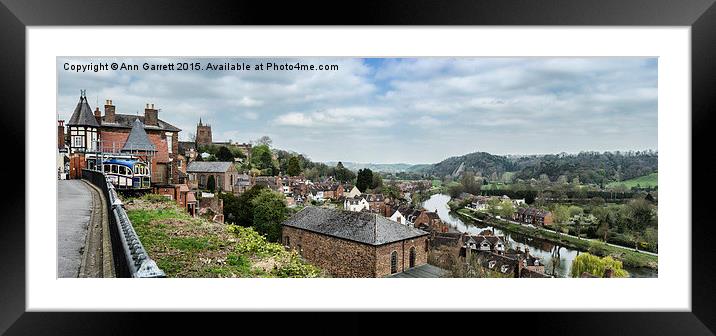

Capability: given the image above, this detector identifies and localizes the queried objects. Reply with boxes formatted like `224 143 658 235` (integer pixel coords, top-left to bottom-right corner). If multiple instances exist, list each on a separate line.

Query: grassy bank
455 209 658 270
126 195 323 278
606 172 658 189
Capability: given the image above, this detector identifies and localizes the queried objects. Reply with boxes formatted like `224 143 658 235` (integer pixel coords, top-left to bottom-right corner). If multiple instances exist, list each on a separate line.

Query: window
409 247 416 268
390 251 398 274
284 236 290 247
103 165 110 173
72 135 84 148
118 166 127 175
166 132 173 154
111 165 118 174
297 244 302 256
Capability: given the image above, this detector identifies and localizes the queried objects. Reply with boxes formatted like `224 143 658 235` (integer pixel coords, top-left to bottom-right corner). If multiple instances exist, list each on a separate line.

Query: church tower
196 118 213 148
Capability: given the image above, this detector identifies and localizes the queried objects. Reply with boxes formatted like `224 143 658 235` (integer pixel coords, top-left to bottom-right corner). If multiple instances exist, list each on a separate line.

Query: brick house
414 210 447 232
363 194 387 214
97 100 181 185
513 207 554 226
186 161 238 192
155 184 197 216
281 207 430 277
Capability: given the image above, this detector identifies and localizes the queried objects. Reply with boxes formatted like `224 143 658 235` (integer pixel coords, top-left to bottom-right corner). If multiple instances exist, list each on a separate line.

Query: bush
142 193 171 203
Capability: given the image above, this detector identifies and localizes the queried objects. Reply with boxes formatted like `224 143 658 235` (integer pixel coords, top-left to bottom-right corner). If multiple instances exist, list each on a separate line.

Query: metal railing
82 169 165 278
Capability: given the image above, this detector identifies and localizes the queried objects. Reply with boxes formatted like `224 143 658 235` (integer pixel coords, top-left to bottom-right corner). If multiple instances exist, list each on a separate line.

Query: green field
607 172 658 189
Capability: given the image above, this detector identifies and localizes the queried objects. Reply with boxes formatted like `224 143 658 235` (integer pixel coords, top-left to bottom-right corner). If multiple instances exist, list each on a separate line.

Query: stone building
195 118 213 147
281 207 430 277
186 161 239 192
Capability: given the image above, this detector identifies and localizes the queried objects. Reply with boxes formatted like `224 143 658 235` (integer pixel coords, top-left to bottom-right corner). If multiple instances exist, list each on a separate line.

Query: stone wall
374 236 428 277
282 226 377 278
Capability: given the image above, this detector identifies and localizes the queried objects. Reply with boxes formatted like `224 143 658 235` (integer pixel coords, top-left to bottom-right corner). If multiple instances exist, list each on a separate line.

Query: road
57 180 113 278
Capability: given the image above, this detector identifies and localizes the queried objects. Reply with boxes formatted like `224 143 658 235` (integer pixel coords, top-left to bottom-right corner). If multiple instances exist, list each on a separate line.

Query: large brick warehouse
281 207 430 277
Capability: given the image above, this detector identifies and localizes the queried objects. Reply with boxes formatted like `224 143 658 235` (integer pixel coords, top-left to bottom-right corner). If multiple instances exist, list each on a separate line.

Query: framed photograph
2 0 715 334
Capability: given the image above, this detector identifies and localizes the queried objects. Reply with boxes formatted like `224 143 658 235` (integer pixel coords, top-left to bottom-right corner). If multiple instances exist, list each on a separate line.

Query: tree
446 183 464 198
216 146 234 161
255 135 273 147
371 173 383 190
251 189 288 242
334 162 355 183
570 253 629 278
219 192 240 224
552 205 570 224
356 168 373 192
382 185 401 201
497 200 515 218
460 171 481 195
206 175 216 192
234 185 267 226
287 156 302 176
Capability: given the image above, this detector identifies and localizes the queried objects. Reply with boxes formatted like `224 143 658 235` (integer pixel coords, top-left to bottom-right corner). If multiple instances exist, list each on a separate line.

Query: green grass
607 172 658 189
125 195 323 278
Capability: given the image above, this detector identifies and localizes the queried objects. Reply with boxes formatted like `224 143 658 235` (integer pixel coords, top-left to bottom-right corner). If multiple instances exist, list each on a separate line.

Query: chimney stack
94 106 101 124
57 120 65 149
144 103 158 126
104 99 115 123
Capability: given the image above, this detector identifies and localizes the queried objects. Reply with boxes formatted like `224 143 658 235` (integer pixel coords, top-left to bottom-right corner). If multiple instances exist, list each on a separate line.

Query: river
422 194 657 278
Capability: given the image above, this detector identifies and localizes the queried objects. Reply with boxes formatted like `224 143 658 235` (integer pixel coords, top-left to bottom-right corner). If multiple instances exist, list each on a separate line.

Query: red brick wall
282 226 377 277
100 128 179 184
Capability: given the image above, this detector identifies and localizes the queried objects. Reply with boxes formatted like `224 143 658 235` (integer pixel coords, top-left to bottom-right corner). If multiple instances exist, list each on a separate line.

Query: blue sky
57 57 657 164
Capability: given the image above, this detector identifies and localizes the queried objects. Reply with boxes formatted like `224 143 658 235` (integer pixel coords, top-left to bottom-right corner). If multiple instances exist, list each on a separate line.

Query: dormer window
501 265 510 273
488 261 496 269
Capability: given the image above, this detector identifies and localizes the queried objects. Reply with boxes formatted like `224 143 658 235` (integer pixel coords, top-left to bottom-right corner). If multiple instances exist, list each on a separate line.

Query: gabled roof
186 161 235 173
67 95 99 127
121 118 157 152
282 207 428 246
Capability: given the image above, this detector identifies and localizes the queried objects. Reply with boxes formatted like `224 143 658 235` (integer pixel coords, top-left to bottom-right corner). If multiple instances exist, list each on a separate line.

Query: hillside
125 195 324 278
413 152 517 178
606 172 658 189
413 150 658 185
324 161 418 173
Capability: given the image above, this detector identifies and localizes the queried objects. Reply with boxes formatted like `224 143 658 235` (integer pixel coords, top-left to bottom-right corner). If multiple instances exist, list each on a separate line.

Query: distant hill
411 151 517 177
324 161 418 173
412 150 658 185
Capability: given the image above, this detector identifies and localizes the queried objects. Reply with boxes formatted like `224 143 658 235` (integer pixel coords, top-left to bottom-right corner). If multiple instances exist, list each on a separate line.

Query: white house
310 190 325 202
512 198 526 206
389 209 408 225
344 185 361 198
344 197 369 212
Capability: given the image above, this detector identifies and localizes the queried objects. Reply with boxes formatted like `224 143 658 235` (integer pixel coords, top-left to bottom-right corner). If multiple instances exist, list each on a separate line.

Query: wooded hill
412 150 658 185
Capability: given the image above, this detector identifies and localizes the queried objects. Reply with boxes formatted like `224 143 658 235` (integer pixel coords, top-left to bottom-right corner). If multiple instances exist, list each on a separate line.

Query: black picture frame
1 0 714 334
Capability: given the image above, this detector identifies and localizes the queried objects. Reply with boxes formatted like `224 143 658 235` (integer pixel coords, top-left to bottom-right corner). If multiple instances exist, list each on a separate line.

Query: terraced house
281 207 430 277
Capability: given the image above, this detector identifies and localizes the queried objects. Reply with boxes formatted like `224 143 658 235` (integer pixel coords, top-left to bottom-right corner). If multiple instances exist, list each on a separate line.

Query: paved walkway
388 264 449 278
57 180 93 278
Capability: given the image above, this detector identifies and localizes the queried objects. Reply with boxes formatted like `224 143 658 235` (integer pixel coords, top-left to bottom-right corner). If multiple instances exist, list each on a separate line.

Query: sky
57 57 657 164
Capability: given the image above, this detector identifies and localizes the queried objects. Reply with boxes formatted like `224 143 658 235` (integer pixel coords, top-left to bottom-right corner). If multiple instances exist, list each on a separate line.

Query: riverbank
455 209 658 270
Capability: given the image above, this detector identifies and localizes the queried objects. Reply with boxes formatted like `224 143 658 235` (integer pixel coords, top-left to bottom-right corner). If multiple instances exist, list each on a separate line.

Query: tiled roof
121 118 157 152
186 161 234 173
101 113 181 132
67 95 100 127
282 207 428 246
